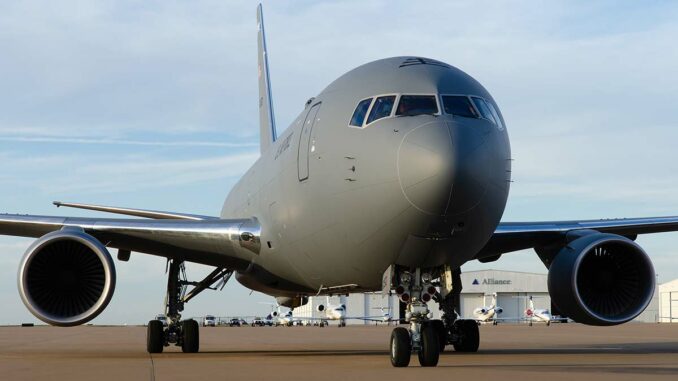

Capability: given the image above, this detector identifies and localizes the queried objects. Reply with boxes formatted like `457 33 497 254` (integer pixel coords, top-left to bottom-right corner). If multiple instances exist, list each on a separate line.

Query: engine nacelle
495 307 503 314
18 230 116 326
317 304 325 312
548 233 655 326
275 296 308 309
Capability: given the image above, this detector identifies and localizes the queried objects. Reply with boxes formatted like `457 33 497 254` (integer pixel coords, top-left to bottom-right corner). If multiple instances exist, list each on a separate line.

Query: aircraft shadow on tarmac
197 349 387 357
188 341 678 357
474 342 678 355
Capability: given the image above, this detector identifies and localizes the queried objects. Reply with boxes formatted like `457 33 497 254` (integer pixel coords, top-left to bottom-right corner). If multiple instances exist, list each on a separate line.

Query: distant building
659 279 678 323
297 269 658 324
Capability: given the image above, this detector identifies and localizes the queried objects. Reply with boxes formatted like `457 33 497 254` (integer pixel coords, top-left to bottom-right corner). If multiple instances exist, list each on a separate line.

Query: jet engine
495 307 503 314
275 296 308 309
547 233 655 326
18 230 116 326
317 304 325 312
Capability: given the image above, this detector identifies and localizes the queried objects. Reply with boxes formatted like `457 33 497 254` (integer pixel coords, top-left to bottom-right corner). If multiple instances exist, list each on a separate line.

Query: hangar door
497 293 521 320
460 293 484 319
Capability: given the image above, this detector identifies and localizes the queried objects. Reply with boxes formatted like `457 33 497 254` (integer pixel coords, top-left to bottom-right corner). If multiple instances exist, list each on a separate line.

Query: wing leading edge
478 216 678 260
0 213 260 269
53 201 218 220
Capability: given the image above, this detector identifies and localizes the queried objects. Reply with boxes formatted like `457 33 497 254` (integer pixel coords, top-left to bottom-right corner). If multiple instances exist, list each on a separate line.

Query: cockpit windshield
349 98 373 127
471 97 497 125
442 95 478 118
396 95 438 116
366 95 396 124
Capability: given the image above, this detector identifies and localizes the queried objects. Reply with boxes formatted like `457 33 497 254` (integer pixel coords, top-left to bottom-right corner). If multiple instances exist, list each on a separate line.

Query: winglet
257 4 277 154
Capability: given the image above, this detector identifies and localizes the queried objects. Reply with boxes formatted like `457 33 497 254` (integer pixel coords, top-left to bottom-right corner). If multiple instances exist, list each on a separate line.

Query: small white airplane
523 296 566 326
472 293 504 325
260 302 293 326
371 306 397 325
314 297 399 326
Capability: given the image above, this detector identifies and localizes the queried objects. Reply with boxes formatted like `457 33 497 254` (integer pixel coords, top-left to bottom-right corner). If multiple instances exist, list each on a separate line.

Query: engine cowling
495 307 503 314
18 230 116 326
275 296 308 309
548 233 654 326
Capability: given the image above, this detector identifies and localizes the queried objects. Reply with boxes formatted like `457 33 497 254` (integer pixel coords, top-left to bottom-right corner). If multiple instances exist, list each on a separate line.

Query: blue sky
1 0 678 324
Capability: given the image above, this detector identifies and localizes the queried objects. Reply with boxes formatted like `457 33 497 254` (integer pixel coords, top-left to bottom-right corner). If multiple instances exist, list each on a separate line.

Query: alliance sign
472 278 512 286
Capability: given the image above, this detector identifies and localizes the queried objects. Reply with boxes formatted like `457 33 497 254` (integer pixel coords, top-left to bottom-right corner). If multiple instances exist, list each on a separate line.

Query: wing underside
478 216 678 260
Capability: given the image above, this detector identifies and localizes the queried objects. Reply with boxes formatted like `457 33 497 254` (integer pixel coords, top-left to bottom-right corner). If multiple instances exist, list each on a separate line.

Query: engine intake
548 233 654 326
18 230 116 326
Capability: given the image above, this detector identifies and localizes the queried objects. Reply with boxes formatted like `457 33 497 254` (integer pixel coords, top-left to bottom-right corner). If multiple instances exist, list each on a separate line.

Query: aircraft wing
0 213 261 268
476 216 678 261
52 201 218 221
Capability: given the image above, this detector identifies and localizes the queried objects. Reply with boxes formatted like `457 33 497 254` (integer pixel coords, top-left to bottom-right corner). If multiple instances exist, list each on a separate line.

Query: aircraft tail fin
257 4 277 154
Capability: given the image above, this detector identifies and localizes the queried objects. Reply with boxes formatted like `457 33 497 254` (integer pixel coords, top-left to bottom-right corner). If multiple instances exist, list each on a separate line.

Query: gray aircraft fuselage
222 57 512 297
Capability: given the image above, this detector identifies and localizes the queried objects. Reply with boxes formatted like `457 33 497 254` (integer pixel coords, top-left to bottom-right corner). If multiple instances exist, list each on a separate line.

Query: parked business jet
473 293 503 325
523 296 565 326
1 4 676 367
310 297 393 326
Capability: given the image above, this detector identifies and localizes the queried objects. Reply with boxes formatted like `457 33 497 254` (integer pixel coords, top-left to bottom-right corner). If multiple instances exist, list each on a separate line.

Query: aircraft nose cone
397 121 454 215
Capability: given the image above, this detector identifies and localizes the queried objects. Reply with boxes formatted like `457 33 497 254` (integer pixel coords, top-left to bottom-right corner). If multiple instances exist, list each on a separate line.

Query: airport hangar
294 269 660 324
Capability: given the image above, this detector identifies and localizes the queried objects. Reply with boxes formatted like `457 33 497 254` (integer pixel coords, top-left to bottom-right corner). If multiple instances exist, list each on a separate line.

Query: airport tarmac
1 323 677 380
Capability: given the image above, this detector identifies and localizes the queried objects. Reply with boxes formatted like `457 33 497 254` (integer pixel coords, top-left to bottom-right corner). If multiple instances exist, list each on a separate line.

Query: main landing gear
389 266 479 367
147 259 232 354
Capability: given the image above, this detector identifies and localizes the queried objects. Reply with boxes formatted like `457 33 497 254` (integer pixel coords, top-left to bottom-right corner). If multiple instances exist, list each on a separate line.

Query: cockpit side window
396 95 439 116
442 95 478 118
485 101 504 130
471 97 497 125
366 95 396 124
349 98 373 127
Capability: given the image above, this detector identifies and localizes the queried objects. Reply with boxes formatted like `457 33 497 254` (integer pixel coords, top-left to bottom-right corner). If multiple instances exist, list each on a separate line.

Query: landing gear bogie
390 327 411 367
418 324 440 366
147 320 165 353
181 319 200 353
452 319 480 352
430 319 447 351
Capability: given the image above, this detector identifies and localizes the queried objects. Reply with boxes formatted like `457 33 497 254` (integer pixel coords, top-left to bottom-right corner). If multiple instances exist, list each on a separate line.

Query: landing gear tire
418 325 440 367
453 319 479 353
147 320 164 354
390 327 411 367
430 319 447 352
181 319 200 353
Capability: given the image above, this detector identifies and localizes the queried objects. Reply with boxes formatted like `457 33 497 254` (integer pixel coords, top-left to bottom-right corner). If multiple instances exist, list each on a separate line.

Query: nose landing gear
389 268 440 367
388 266 480 367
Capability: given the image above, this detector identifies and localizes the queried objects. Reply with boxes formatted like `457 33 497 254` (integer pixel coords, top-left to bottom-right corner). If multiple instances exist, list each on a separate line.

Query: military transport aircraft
1 4 676 368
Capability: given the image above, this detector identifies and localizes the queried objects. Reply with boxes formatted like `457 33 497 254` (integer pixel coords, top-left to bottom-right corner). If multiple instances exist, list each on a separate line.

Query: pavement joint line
148 353 156 381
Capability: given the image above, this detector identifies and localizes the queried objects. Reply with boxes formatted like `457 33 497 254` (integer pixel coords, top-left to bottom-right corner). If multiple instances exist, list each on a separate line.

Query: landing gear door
297 102 321 181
